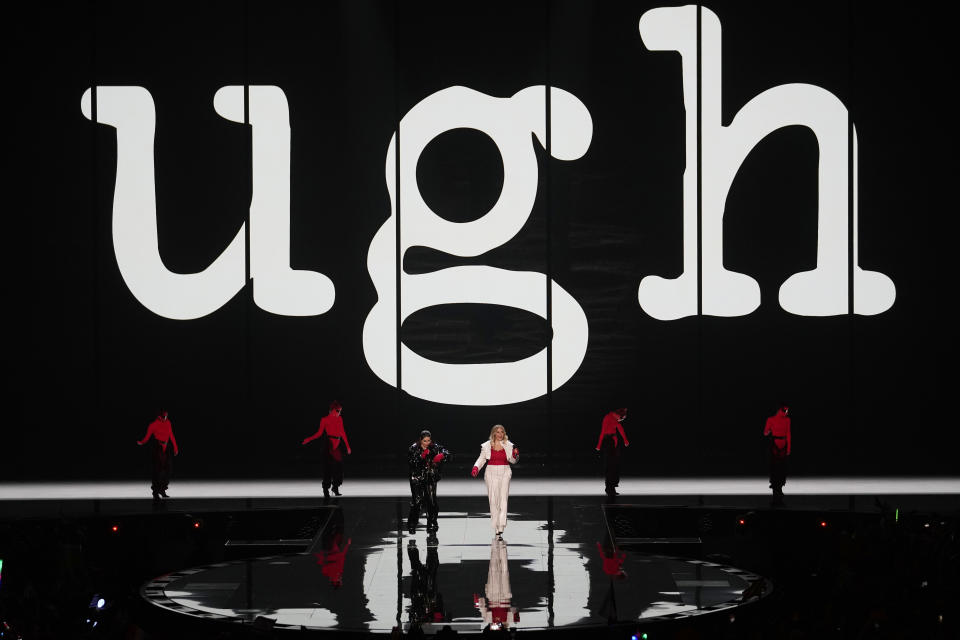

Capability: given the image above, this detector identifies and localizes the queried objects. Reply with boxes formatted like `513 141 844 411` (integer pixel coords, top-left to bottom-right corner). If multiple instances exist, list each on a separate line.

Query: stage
137 496 770 636
2 481 958 638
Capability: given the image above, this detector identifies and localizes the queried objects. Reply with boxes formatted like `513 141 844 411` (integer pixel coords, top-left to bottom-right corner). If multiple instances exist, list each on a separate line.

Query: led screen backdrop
7 1 946 480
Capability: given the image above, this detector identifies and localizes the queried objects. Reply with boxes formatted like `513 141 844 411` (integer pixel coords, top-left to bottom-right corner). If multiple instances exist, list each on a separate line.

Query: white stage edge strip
1 478 959 501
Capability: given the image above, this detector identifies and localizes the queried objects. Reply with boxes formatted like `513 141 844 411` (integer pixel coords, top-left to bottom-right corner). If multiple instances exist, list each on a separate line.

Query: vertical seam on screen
696 4 704 455
244 0 252 424
545 0 553 468
91 0 101 415
696 6 703 319
395 0 403 414
848 0 857 471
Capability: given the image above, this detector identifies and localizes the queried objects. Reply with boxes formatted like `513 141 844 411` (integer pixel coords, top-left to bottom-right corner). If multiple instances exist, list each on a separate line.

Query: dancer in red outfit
595 408 628 496
137 410 179 501
302 401 352 498
763 404 791 506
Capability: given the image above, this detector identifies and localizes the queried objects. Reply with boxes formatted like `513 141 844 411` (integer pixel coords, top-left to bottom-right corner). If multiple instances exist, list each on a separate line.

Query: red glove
420 448 430 459
471 467 479 477
432 453 444 464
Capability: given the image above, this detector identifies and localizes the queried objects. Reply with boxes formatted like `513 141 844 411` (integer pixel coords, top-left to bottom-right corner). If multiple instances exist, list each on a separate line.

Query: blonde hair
488 424 508 447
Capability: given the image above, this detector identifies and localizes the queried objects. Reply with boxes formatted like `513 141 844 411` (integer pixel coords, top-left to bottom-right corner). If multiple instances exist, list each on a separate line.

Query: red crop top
488 448 508 465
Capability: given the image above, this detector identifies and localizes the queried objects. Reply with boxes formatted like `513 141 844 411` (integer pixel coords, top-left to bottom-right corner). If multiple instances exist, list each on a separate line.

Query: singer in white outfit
471 425 519 537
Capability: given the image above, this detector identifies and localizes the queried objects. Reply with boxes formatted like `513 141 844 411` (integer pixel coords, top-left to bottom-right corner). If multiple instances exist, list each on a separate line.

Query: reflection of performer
763 404 791 506
595 408 629 496
407 540 446 625
136 410 179 501
596 538 626 623
596 541 627 579
471 425 519 538
302 401 352 498
408 430 450 534
475 539 518 631
314 535 351 588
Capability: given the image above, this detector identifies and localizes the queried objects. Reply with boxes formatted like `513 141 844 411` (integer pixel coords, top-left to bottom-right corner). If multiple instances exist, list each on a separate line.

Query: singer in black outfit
407 430 451 534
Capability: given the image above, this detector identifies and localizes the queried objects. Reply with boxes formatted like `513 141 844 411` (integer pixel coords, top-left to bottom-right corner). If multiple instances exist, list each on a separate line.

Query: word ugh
81 6 894 405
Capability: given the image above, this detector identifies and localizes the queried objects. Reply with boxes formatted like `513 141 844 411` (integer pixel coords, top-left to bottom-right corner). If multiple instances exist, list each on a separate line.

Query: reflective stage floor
3 488 956 638
138 496 769 635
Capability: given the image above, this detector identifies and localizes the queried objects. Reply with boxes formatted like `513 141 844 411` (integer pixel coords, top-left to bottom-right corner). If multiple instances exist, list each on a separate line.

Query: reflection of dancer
764 404 791 506
475 539 518 631
596 539 626 623
408 430 450 534
471 425 519 538
407 540 446 625
302 401 352 498
136 410 179 501
596 541 627 579
595 408 629 496
314 535 351 588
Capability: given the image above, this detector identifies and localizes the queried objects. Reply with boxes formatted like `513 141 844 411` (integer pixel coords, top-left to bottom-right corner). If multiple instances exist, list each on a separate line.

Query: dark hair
419 430 432 441
615 407 628 418
329 401 342 412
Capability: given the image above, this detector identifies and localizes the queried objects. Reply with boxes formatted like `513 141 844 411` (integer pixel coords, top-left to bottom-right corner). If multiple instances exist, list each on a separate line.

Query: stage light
192 519 201 529
110 524 119 533
96 597 105 610
0 558 4 587
819 520 827 528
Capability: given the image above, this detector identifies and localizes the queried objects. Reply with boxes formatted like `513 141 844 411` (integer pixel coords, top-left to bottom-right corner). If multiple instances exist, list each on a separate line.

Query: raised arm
433 442 450 464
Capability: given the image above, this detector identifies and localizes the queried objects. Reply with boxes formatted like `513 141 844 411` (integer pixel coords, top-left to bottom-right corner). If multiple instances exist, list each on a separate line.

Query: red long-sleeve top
138 416 178 454
596 412 629 450
763 409 791 455
304 411 351 451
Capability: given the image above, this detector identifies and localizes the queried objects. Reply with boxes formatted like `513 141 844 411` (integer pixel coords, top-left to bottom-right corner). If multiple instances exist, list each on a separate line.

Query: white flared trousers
484 464 512 532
